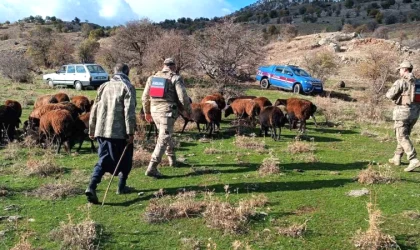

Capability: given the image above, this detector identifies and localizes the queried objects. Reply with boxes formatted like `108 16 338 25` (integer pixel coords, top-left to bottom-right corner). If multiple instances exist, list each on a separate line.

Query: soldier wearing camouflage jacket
386 60 420 172
142 58 192 178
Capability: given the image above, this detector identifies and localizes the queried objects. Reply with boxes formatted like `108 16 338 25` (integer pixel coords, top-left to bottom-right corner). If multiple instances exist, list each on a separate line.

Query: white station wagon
43 64 109 90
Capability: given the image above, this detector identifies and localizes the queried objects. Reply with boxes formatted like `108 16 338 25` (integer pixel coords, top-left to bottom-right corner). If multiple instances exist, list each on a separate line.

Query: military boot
145 162 164 178
85 187 99 204
404 158 420 172
116 178 133 195
388 154 402 166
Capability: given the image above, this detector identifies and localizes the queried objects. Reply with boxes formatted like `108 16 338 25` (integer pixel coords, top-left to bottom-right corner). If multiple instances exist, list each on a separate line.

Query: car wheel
260 78 270 89
293 83 301 94
47 79 54 88
75 81 83 91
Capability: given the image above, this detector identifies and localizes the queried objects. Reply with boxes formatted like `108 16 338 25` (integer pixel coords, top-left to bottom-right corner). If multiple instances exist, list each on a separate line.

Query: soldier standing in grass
386 60 420 172
142 58 192 178
85 63 137 204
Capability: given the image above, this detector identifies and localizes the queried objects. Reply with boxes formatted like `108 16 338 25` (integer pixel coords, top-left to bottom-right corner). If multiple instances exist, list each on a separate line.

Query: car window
67 66 75 73
283 69 293 76
275 67 284 73
86 65 106 73
76 66 86 73
58 66 66 73
292 68 311 77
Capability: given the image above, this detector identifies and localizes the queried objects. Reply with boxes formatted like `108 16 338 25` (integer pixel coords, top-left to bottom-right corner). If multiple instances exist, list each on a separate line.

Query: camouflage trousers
394 119 418 160
150 112 176 164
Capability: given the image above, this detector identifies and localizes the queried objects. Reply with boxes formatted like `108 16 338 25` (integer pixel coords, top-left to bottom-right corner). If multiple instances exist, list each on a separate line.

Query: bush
26 26 54 68
47 36 74 67
372 26 389 39
81 23 93 38
375 12 384 23
403 0 412 3
381 1 391 9
281 24 298 41
268 25 279 35
368 9 380 18
0 34 8 40
303 49 338 83
0 52 33 83
345 0 355 8
77 39 100 63
384 14 398 24
342 24 354 33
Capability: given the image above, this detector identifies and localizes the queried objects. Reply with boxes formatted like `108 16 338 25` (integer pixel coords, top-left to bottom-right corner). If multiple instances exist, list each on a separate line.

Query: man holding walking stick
85 63 137 204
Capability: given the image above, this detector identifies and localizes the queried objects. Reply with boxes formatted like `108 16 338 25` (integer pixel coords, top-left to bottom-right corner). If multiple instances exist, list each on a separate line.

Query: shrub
368 9 380 18
0 33 9 40
26 26 54 68
384 14 398 24
47 35 74 67
258 154 281 176
303 49 338 83
372 26 389 39
77 39 100 63
345 0 355 8
375 12 384 23
0 52 33 83
281 24 298 41
342 23 355 33
403 0 412 3
81 23 93 38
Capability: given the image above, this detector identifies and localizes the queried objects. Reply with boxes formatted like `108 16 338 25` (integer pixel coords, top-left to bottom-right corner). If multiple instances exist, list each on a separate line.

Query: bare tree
192 20 263 86
143 30 194 74
113 19 161 75
95 47 119 73
0 52 33 82
48 35 75 67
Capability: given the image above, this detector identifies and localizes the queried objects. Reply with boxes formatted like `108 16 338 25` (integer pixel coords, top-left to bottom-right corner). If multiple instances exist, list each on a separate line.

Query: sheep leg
181 118 189 133
64 140 71 154
196 122 201 132
272 126 278 141
208 122 213 137
312 115 317 127
56 137 62 154
90 139 96 153
76 136 84 153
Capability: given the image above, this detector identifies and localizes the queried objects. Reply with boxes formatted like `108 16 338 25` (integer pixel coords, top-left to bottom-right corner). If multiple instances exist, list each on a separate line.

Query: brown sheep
181 103 207 133
253 97 272 113
54 93 70 103
29 103 82 130
258 106 286 141
34 95 59 109
0 105 20 142
224 99 260 122
5 100 22 118
73 112 96 153
227 96 257 105
181 102 221 136
39 109 75 154
71 95 92 113
274 98 317 133
201 93 226 110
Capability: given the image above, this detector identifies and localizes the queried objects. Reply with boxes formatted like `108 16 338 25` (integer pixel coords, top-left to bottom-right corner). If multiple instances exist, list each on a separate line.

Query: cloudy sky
0 0 256 26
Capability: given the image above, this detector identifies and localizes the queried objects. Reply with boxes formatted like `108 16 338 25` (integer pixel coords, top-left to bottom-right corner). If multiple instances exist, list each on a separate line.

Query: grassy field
1 79 420 250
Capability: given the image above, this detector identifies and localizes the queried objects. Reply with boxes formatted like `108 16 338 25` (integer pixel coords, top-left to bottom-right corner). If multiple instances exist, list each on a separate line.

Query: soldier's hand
127 135 134 144
145 113 153 123
89 134 95 140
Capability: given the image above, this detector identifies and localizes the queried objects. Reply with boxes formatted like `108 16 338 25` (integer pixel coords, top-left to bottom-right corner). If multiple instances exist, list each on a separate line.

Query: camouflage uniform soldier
85 63 137 204
386 60 420 172
142 58 192 178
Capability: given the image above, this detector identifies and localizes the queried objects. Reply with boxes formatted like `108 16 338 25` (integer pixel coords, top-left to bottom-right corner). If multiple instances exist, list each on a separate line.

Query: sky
0 0 256 26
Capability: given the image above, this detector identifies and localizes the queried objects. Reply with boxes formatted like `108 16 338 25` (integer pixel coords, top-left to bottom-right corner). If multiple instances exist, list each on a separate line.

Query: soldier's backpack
150 77 171 98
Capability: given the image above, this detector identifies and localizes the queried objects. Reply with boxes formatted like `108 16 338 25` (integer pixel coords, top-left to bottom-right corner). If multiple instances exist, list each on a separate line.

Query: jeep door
55 66 67 84
281 68 296 90
271 66 286 88
66 65 76 85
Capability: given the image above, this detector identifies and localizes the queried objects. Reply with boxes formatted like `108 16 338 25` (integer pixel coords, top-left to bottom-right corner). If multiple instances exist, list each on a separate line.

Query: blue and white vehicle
43 64 109 91
256 65 323 94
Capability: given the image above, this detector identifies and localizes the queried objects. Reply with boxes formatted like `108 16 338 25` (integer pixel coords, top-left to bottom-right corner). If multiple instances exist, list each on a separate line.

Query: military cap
164 58 176 65
397 60 413 70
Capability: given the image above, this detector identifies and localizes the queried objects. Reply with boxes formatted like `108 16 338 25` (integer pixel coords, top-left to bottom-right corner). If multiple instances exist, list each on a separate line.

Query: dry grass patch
144 191 207 224
258 154 281 176
287 140 315 154
25 154 63 177
353 202 399 249
29 182 82 200
180 237 204 250
10 234 36 250
402 210 420 220
203 195 268 234
204 146 225 155
232 240 252 250
234 135 266 152
3 142 22 161
133 146 152 167
50 216 98 250
357 164 397 185
0 185 9 197
276 220 308 238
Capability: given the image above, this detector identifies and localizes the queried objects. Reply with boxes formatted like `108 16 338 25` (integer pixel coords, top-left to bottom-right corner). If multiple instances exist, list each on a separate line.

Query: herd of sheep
0 91 317 153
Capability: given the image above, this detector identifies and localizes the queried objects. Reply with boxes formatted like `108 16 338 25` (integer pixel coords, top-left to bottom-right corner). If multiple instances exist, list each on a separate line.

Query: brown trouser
150 112 176 164
394 120 417 160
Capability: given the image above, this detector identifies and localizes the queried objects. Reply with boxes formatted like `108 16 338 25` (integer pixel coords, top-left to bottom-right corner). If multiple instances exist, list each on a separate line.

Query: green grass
1 80 420 249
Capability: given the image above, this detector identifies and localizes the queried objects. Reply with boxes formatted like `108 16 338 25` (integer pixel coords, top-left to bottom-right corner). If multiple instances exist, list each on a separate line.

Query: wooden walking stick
101 144 130 206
